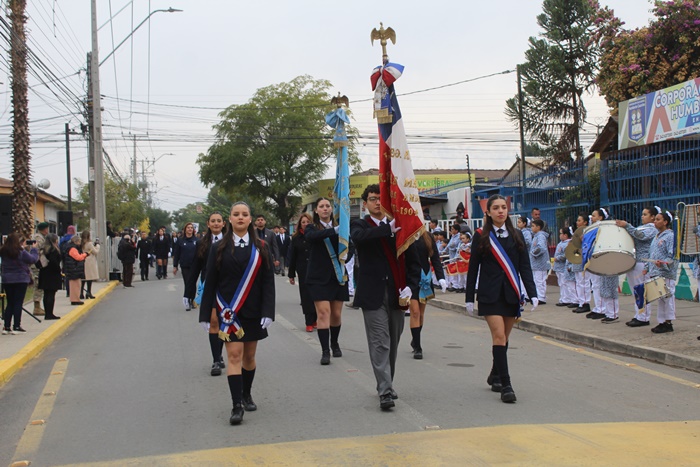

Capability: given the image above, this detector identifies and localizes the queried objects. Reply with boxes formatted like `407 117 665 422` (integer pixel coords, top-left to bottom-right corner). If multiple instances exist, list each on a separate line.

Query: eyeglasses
367 196 381 202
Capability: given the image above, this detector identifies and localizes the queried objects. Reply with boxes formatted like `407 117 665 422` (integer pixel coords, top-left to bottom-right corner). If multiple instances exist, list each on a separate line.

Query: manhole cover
447 363 474 368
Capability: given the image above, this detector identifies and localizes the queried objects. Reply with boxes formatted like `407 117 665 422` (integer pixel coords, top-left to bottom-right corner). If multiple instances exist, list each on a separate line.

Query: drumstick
639 258 670 264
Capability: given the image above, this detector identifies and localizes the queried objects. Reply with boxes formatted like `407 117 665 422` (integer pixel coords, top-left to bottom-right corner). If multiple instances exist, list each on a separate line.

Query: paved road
1 275 699 466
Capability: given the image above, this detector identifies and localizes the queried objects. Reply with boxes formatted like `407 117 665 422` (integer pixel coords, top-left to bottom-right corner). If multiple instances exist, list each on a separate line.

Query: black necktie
238 239 246 247
212 235 219 243
497 228 504 238
380 220 386 225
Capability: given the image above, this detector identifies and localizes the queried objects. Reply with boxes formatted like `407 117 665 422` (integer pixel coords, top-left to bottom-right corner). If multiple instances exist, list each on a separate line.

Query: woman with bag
81 230 100 299
1 233 39 334
64 235 88 305
38 233 63 320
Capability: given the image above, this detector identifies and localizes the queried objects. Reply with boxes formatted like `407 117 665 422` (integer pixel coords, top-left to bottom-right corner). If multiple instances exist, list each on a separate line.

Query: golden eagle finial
331 92 349 108
370 22 396 64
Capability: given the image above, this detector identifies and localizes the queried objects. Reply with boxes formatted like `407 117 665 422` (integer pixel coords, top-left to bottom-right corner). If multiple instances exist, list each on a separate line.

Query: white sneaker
182 297 191 311
3 327 15 335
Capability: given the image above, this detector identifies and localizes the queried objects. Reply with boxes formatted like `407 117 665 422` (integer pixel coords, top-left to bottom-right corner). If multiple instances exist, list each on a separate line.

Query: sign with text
619 77 700 149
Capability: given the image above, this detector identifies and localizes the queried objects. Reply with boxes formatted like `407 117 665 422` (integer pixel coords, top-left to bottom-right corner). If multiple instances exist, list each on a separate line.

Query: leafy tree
147 207 172 234
596 0 700 110
505 0 614 163
72 175 147 232
197 75 360 228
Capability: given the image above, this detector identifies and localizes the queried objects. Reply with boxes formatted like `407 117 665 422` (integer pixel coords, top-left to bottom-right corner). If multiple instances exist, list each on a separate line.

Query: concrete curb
0 281 119 388
430 298 700 373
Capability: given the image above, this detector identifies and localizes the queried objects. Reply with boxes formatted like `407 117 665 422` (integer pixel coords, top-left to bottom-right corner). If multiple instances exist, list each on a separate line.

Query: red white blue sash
488 231 525 317
216 245 262 341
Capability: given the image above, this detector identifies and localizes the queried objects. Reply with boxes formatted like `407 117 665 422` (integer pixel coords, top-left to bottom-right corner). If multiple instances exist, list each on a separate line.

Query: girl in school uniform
200 202 275 425
571 213 591 313
585 209 609 320
188 212 226 376
304 197 349 365
445 224 462 291
529 219 550 304
288 213 317 332
644 211 678 334
554 227 576 307
465 195 537 403
408 231 448 360
516 216 533 252
599 274 620 323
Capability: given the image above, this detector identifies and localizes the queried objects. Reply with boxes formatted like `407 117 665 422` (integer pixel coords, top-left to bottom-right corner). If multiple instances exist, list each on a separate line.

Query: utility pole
517 64 527 211
65 123 72 211
132 134 138 186
89 0 108 279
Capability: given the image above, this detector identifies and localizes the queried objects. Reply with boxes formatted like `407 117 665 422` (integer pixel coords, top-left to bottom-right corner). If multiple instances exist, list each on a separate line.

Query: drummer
644 211 678 334
571 213 592 313
582 209 608 320
615 206 660 327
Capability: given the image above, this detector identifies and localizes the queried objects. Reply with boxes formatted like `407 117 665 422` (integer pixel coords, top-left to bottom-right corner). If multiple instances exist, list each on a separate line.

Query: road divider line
11 358 70 464
533 336 700 389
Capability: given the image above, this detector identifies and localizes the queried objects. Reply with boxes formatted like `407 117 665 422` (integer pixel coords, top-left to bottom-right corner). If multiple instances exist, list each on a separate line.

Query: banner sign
619 77 700 149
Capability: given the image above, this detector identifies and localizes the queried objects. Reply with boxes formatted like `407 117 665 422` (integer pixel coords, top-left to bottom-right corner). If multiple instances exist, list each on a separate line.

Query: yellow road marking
11 358 69 465
533 336 700 389
56 420 700 466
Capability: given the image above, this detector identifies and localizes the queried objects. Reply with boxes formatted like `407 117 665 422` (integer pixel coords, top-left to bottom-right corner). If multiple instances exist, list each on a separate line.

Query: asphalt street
1 274 699 466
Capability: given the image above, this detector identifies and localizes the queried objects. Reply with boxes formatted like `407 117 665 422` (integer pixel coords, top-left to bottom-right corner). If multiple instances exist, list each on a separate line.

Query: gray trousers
361 291 404 396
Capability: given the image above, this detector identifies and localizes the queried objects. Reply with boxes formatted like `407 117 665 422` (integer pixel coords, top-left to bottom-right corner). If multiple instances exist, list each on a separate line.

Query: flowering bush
596 0 700 111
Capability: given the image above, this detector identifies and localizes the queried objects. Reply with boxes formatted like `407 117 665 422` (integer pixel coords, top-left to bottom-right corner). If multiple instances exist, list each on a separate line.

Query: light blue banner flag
325 106 350 284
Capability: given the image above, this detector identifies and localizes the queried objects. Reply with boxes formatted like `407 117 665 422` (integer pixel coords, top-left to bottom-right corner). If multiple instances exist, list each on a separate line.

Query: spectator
118 234 137 288
31 221 50 316
1 233 39 333
64 235 88 305
81 230 100 299
38 233 63 320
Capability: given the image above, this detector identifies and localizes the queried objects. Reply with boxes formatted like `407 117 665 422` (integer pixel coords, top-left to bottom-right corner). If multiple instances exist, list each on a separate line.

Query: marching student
288 213 317 332
554 227 576 307
644 210 678 334
152 227 171 279
571 213 591 313
465 195 537 403
173 222 198 311
188 211 226 376
304 197 349 365
136 231 152 281
200 202 275 425
529 219 550 305
407 231 447 360
615 206 659 327
584 209 608 320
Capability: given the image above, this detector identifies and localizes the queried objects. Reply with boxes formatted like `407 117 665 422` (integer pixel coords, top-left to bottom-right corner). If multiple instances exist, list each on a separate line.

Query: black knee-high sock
228 374 242 405
410 326 422 350
242 367 256 396
208 333 221 363
330 325 341 347
491 340 509 375
493 345 510 387
317 328 330 352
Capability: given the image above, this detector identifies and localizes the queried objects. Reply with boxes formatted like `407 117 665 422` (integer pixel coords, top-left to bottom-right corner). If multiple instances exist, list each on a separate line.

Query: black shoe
331 346 342 358
413 349 423 359
242 394 257 412
555 302 570 307
45 315 61 320
501 386 517 403
320 351 331 365
626 318 650 327
487 373 502 392
12 326 27 333
210 362 222 376
567 303 580 308
573 304 590 313
71 301 85 305
219 356 226 369
389 388 398 400
80 295 84 300
651 322 674 334
379 394 395 410
586 312 606 319
447 287 455 292
86 293 95 299
229 403 244 425
538 301 547 305
601 317 619 323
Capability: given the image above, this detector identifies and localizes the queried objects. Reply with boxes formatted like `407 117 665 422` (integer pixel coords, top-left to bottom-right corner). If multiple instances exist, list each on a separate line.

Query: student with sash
288 213 317 332
407 230 447 360
188 211 226 376
304 197 349 365
351 184 421 410
200 202 275 425
465 194 537 403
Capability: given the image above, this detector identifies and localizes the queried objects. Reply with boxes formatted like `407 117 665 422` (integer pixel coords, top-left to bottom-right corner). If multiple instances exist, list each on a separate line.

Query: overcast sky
0 0 655 212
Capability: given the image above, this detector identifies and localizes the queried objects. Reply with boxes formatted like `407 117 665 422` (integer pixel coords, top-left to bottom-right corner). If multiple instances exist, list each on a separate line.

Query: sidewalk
429 285 700 373
0 280 119 387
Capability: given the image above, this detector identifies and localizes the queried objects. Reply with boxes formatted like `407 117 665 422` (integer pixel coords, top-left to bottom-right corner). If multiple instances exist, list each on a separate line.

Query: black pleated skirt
307 281 349 302
478 295 520 317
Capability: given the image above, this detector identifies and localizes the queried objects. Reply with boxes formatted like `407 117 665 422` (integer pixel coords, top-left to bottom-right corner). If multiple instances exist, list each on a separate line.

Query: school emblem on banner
628 97 646 143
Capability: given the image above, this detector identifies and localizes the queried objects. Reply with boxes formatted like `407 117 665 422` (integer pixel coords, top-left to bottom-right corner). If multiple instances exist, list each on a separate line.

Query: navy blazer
304 223 344 286
199 240 275 323
465 229 536 305
350 216 421 310
287 233 309 282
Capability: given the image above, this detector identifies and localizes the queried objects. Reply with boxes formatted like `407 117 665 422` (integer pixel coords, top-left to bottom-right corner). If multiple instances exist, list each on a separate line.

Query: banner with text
619 77 700 149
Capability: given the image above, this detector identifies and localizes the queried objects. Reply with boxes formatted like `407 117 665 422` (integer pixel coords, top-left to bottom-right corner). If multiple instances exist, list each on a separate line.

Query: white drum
583 220 636 275
644 276 671 303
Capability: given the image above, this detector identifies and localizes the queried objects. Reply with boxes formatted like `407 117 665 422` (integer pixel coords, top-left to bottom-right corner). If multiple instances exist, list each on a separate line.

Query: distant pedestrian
31 221 49 316
136 231 152 281
1 233 39 334
173 222 198 310
38 233 63 320
118 234 137 288
276 227 290 276
64 235 88 305
152 227 171 279
80 230 100 299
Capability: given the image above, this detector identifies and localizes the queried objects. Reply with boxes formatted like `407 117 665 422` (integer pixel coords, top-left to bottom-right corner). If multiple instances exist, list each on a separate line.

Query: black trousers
140 259 149 280
181 266 194 298
298 279 317 326
43 289 58 316
123 263 134 286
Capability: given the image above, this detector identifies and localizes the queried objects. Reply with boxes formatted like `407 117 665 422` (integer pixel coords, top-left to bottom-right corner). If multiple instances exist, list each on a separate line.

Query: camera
25 239 36 245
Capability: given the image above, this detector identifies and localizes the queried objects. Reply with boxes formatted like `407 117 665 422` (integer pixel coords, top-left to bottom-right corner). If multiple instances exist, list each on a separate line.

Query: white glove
465 302 474 316
439 278 447 293
260 317 273 329
399 286 412 300
334 226 340 233
200 322 210 332
389 219 402 233
168 252 172 257
530 297 539 312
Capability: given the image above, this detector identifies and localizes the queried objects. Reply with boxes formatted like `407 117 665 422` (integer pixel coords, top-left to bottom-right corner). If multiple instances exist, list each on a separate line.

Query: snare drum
644 276 672 303
584 221 636 275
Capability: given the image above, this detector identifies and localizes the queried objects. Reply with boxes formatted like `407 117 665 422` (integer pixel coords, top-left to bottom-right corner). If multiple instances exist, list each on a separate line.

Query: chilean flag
371 62 425 257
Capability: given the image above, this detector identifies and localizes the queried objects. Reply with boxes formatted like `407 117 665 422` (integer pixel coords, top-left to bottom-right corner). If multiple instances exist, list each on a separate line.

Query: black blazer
136 239 152 262
465 229 536 305
152 235 171 259
287 234 309 282
186 239 213 300
304 223 344 286
276 234 290 259
255 228 280 262
199 240 275 323
38 249 63 291
350 216 421 310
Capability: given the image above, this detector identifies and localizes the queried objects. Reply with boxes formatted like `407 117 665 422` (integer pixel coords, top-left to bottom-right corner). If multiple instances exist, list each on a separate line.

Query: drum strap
488 231 525 317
